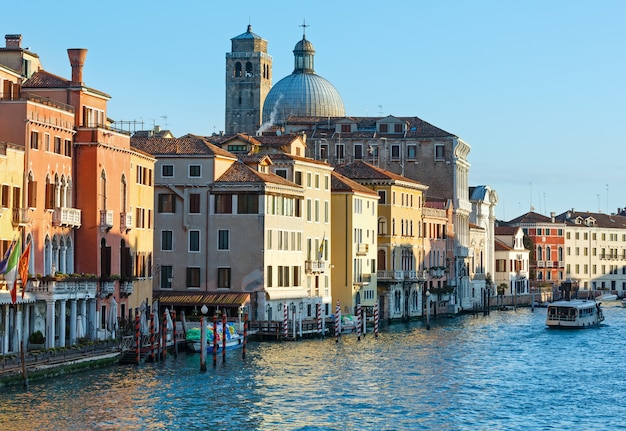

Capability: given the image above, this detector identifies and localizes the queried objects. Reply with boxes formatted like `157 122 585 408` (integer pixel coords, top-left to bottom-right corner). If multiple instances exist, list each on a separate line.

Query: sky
2 1 625 221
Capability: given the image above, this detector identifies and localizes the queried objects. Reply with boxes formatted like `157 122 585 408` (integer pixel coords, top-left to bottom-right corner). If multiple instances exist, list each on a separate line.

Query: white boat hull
546 300 604 329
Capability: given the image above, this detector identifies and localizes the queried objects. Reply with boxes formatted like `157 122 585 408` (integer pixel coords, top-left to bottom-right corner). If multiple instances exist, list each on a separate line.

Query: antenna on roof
377 105 383 116
161 115 168 128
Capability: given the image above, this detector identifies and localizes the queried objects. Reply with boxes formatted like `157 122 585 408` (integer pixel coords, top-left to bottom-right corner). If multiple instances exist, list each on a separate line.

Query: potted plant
29 330 45 350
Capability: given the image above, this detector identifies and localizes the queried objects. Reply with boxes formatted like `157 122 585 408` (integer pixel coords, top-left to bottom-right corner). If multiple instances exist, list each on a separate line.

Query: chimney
67 48 88 85
5 34 22 49
550 212 555 223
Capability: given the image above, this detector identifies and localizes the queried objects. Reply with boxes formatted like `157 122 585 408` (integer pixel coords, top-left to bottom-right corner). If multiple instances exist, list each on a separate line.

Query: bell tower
225 25 272 134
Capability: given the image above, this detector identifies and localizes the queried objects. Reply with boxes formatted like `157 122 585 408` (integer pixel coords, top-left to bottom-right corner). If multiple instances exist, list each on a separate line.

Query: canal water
1 302 625 431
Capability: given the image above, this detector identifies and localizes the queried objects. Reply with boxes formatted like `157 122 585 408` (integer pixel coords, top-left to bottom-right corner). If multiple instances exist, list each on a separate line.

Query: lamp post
199 304 208 371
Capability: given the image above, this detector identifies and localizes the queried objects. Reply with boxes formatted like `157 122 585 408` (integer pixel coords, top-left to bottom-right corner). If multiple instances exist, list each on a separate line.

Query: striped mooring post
222 314 227 363
135 312 140 365
242 313 248 360
213 315 218 368
283 304 288 340
356 303 362 341
172 311 178 357
374 303 379 338
161 311 167 361
316 303 322 337
149 313 155 363
335 301 340 343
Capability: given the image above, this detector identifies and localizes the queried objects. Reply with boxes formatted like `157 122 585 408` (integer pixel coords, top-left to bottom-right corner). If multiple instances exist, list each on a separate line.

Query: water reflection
1 304 626 430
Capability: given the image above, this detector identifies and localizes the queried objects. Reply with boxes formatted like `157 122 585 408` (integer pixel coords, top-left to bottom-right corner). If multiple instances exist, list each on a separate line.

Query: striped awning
0 291 36 305
155 292 250 307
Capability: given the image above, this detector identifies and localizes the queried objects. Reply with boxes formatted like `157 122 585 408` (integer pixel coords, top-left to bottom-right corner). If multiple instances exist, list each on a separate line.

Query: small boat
596 293 618 301
546 299 604 329
622 298 626 308
186 322 243 353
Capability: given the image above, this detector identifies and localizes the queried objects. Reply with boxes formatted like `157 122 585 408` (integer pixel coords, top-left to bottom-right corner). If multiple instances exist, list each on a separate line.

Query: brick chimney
5 34 22 49
67 48 88 85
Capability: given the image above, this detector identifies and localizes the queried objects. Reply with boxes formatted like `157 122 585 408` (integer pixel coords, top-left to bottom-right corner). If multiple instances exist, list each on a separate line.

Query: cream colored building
494 226 530 297
330 171 379 318
556 210 626 296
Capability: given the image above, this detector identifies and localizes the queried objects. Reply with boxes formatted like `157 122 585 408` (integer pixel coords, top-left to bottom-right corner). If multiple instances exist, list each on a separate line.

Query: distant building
494 226 530 297
555 209 626 297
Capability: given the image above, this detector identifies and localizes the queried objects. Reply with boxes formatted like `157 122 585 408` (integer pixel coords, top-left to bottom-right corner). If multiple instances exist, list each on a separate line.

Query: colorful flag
19 241 31 299
318 234 325 261
0 241 14 274
4 236 21 304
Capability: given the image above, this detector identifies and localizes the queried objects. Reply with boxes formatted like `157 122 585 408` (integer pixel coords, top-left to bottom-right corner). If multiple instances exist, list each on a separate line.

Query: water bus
546 299 604 328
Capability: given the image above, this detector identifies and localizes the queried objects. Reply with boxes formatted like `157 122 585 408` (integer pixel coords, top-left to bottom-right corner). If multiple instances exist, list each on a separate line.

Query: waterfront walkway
0 342 121 385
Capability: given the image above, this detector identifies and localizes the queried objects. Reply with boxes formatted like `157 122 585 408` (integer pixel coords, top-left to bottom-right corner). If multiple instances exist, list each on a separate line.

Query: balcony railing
101 281 115 296
356 243 369 256
12 208 31 226
120 212 133 231
100 210 114 230
53 207 81 228
120 281 134 296
354 273 372 286
305 260 326 274
377 270 404 281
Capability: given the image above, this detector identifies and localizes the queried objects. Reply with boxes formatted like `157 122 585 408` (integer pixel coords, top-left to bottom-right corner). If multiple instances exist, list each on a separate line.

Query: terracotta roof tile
334 160 426 188
131 136 236 158
216 161 300 188
331 171 379 196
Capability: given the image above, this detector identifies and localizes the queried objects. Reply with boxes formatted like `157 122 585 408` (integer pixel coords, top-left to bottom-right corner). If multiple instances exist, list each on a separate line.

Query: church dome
262 34 345 126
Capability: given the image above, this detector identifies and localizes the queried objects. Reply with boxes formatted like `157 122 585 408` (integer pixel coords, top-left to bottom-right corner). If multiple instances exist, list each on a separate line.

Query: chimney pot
67 48 88 85
5 34 22 49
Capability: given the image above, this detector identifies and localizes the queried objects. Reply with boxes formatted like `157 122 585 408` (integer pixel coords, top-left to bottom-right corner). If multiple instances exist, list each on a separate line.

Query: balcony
53 207 81 228
100 210 114 230
455 246 469 258
100 281 115 297
377 270 404 281
120 212 133 231
120 281 134 296
12 208 31 226
27 276 98 300
305 260 326 274
354 273 372 286
405 270 428 281
429 267 447 278
356 243 369 256
537 261 545 268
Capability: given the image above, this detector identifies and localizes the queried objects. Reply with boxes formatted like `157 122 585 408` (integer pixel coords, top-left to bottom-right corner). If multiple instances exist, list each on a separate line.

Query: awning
0 291 36 305
154 292 250 307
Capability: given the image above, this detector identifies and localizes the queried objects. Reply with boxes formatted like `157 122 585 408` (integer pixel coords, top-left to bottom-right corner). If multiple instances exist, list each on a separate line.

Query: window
30 131 39 149
160 266 173 289
391 145 400 160
162 165 174 177
186 267 201 287
275 169 288 179
407 145 416 159
237 193 258 214
341 124 351 133
294 171 302 185
378 190 386 204
158 193 176 213
189 193 200 213
64 139 72 157
314 174 320 189
189 165 201 177
44 133 50 152
379 124 388 133
354 144 363 160
189 230 200 252
335 144 345 161
54 136 61 154
215 194 232 213
161 230 173 251
218 268 231 289
434 144 445 161
218 230 229 250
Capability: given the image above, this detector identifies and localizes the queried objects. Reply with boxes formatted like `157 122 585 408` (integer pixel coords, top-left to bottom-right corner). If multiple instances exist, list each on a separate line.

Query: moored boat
546 299 604 328
596 293 618 301
186 322 243 353
622 298 626 308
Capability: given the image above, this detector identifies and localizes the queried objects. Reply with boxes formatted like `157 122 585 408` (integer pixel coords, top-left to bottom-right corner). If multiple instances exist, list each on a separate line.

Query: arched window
234 62 242 77
245 61 253 77
392 218 396 236
558 247 563 261
537 246 543 261
44 235 52 275
378 217 387 235
546 246 552 262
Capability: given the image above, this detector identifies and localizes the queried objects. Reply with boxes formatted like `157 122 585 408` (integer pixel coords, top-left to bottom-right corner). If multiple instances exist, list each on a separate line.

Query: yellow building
330 171 379 319
335 161 428 321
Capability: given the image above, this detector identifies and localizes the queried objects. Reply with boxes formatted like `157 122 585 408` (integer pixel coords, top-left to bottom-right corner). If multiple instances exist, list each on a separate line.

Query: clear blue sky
3 1 625 221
